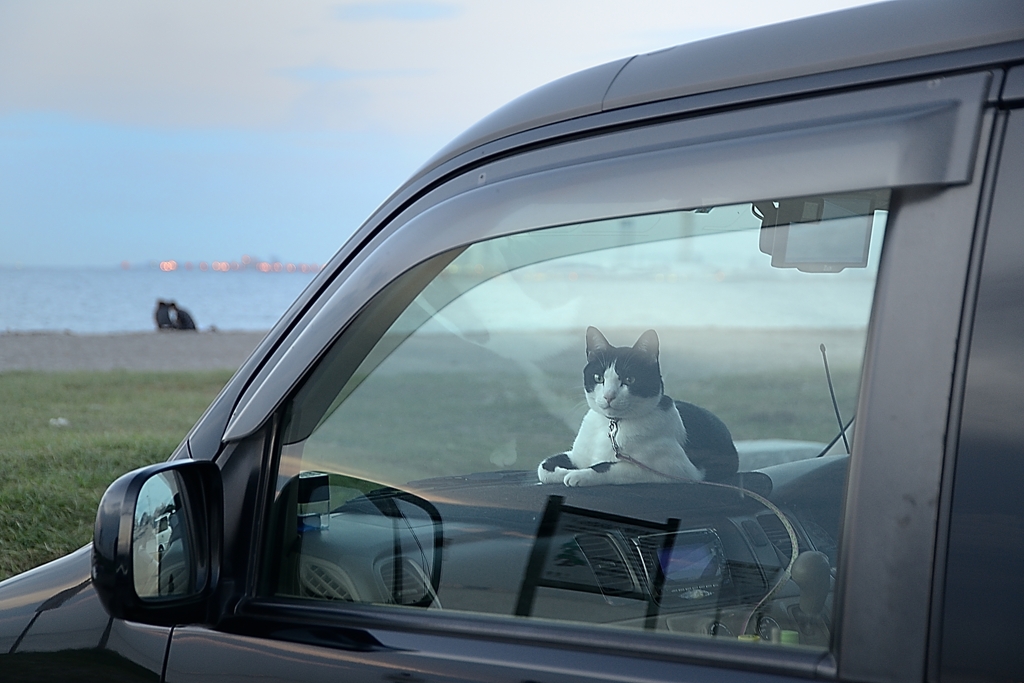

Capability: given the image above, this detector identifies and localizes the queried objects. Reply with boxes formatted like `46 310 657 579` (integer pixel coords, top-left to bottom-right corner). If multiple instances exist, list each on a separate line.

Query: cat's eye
592 373 604 384
622 376 634 386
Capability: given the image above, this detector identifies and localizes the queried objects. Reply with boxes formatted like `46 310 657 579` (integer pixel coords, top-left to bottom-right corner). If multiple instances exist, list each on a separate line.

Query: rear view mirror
756 190 889 272
93 460 222 626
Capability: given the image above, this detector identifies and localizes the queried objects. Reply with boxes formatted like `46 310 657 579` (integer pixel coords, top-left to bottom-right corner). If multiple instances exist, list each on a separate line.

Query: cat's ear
633 329 660 360
586 326 612 359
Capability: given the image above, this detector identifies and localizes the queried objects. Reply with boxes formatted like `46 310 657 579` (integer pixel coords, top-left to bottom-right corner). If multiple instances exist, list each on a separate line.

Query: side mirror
92 460 222 626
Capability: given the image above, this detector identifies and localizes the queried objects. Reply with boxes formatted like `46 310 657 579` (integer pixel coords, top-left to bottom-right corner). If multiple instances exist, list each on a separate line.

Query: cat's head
583 327 664 419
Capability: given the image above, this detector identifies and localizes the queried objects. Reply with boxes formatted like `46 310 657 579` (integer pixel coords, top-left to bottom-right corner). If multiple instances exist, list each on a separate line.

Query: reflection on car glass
272 191 887 650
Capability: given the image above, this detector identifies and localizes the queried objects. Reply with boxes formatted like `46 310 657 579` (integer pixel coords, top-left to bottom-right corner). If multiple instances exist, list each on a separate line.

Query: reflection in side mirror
93 460 222 626
133 471 194 599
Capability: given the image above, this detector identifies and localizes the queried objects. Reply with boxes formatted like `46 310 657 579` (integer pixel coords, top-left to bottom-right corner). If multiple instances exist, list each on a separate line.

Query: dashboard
279 457 846 645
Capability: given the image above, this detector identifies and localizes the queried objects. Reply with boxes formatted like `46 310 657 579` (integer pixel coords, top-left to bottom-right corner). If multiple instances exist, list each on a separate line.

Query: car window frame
204 72 998 682
836 108 998 683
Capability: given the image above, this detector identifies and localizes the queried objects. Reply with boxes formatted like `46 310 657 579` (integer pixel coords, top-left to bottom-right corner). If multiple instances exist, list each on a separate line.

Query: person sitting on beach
170 304 197 331
155 300 175 329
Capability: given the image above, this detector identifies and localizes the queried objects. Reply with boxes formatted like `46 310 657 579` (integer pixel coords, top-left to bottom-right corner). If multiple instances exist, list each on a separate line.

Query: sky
0 0 881 268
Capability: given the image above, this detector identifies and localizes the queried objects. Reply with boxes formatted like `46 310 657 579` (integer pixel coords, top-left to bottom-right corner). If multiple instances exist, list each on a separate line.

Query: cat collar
607 418 674 480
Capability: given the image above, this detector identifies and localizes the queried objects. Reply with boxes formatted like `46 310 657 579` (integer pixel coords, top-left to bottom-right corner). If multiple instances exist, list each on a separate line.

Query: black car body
2 1 1024 681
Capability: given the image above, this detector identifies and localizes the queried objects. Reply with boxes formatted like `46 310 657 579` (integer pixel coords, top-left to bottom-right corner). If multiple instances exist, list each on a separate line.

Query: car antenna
820 343 850 454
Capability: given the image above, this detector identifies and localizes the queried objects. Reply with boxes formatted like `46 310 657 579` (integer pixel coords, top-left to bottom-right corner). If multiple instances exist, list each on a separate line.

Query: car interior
260 191 889 648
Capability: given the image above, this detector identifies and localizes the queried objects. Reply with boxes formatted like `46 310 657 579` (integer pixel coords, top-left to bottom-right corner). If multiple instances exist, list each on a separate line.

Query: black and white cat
538 327 738 487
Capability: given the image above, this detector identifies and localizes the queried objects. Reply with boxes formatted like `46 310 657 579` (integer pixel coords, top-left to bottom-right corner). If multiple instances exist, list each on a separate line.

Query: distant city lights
127 255 322 274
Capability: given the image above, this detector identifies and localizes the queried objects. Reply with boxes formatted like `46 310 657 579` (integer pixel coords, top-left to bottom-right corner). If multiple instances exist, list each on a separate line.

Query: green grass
0 363 860 582
301 366 860 487
667 368 861 443
0 370 232 581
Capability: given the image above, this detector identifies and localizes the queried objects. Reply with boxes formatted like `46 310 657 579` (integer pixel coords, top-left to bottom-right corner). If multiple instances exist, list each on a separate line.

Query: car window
262 189 889 651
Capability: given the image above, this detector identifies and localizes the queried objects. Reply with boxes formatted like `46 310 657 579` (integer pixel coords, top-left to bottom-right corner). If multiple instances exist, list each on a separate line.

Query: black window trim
228 597 837 680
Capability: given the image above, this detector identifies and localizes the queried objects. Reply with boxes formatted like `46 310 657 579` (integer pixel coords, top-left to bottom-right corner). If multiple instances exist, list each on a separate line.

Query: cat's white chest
568 411 618 467
538 329 721 486
566 405 703 482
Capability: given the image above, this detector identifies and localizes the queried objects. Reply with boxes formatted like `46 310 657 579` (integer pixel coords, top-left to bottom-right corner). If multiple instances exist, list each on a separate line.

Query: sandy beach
0 330 268 372
0 326 867 375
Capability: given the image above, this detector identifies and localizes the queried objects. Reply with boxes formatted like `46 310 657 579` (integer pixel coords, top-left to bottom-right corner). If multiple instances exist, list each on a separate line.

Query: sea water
0 267 319 334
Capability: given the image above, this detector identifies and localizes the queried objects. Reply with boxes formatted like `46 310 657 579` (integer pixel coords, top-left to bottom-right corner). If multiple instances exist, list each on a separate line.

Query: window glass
265 191 888 650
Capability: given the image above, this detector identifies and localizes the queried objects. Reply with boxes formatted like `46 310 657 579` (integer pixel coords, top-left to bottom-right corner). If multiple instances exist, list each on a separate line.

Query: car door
162 72 995 683
937 76 1024 683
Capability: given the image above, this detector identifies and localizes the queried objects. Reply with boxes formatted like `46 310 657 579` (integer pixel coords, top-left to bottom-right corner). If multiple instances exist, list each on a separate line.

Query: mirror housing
92 460 223 626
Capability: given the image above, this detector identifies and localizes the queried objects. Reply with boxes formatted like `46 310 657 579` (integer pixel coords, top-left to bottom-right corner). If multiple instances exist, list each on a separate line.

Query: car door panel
0 545 169 681
939 108 1024 683
166 620 823 683
836 109 998 683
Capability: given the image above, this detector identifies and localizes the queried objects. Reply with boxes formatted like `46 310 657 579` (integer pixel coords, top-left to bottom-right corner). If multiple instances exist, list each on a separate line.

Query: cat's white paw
563 469 597 487
538 465 570 484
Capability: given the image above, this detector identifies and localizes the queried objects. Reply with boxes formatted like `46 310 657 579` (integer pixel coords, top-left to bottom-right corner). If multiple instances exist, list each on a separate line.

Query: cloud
277 64 432 84
333 2 462 22
0 0 877 136
278 65 361 84
0 0 883 268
